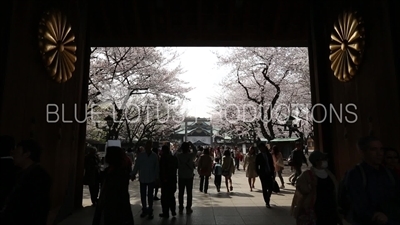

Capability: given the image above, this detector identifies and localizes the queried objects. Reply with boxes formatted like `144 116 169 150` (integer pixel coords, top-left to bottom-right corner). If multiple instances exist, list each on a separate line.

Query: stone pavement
59 163 307 225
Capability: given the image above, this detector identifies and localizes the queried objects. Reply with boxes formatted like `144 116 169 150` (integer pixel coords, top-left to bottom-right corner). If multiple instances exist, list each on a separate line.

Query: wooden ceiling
88 0 310 47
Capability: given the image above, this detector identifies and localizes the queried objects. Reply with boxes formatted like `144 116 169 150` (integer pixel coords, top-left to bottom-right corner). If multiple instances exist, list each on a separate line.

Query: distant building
170 117 213 145
269 137 301 159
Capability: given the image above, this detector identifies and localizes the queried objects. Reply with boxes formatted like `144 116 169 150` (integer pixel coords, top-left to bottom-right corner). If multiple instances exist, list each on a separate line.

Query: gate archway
1 0 399 223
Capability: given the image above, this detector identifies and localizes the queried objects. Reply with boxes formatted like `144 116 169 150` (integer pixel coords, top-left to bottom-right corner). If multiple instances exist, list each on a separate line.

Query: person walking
197 147 213 194
212 158 223 192
291 150 340 225
131 140 159 219
243 146 258 191
84 146 101 206
176 142 197 214
159 144 178 218
221 149 235 192
271 145 285 189
153 147 161 201
234 147 241 171
93 145 134 225
255 143 275 208
291 142 309 186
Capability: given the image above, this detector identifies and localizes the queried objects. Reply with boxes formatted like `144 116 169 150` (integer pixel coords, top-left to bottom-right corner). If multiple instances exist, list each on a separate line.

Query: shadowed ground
59 158 310 225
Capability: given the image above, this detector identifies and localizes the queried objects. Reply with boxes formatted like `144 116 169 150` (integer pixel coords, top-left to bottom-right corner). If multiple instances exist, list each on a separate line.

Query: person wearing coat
84 146 101 206
221 149 235 192
271 145 285 189
93 146 134 225
197 147 213 193
290 150 341 225
255 143 275 208
159 144 179 218
243 146 258 192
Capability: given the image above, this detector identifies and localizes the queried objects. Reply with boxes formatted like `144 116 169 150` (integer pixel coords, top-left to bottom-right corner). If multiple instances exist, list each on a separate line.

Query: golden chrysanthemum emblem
38 9 77 83
329 10 365 82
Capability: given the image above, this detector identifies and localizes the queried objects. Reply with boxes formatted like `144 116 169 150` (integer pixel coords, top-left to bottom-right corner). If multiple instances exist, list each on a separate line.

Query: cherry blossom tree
87 47 191 144
211 47 312 142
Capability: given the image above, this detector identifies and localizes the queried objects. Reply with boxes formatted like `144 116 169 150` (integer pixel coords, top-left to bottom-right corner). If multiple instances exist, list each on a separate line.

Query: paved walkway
59 163 306 225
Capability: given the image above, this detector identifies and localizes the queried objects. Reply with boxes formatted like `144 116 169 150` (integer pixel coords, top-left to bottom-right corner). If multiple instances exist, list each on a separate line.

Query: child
213 158 222 192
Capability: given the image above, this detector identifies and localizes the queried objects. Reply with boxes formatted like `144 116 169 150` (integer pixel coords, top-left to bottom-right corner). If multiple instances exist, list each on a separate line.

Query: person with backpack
291 150 341 225
340 136 400 225
212 158 222 192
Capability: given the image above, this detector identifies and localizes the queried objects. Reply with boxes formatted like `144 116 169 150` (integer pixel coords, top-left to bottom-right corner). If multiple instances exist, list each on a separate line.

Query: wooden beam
272 1 283 38
165 0 171 36
100 1 113 40
228 0 235 33
197 0 203 35
132 0 143 39
148 0 157 37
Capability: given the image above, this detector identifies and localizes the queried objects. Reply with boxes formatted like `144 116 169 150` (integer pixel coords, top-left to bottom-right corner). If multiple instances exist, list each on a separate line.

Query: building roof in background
270 137 301 143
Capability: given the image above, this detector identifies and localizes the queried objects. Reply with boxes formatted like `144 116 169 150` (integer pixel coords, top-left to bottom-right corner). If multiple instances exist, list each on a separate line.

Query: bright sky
175 47 229 118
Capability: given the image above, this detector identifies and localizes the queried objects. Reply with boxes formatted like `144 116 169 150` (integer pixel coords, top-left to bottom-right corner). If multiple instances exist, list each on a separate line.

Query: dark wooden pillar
0 0 13 117
308 0 335 172
1 0 89 224
388 0 400 109
309 0 400 179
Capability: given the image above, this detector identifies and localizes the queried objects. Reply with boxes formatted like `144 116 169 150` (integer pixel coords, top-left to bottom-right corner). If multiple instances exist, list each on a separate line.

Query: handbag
222 169 230 176
273 180 280 193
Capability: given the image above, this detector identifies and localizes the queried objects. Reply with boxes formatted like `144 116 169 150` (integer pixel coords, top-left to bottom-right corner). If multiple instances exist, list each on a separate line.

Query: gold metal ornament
38 9 77 83
329 10 365 82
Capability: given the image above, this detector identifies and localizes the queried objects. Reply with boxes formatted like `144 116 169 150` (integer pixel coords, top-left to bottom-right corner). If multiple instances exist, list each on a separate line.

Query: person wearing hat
290 150 341 225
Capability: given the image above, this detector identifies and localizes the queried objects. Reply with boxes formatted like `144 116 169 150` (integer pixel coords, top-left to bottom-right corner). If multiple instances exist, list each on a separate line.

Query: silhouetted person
255 143 275 208
212 158 223 192
176 142 197 214
345 136 400 225
0 135 16 210
153 147 161 201
84 146 101 206
221 149 235 192
131 140 159 219
0 139 51 225
197 147 213 193
290 142 308 185
159 145 178 218
244 146 258 191
383 147 400 179
93 146 134 225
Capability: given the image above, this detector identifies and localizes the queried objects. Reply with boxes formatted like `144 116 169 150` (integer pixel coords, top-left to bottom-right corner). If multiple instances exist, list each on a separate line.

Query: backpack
338 164 396 223
214 163 222 176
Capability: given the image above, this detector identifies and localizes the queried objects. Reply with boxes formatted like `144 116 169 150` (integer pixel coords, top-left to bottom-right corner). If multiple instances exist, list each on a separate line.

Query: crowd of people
84 137 400 225
82 140 286 224
0 134 399 225
291 137 400 225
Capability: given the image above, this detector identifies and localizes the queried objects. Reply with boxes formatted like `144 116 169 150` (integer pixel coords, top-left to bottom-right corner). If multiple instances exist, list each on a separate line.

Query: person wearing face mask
291 150 341 225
